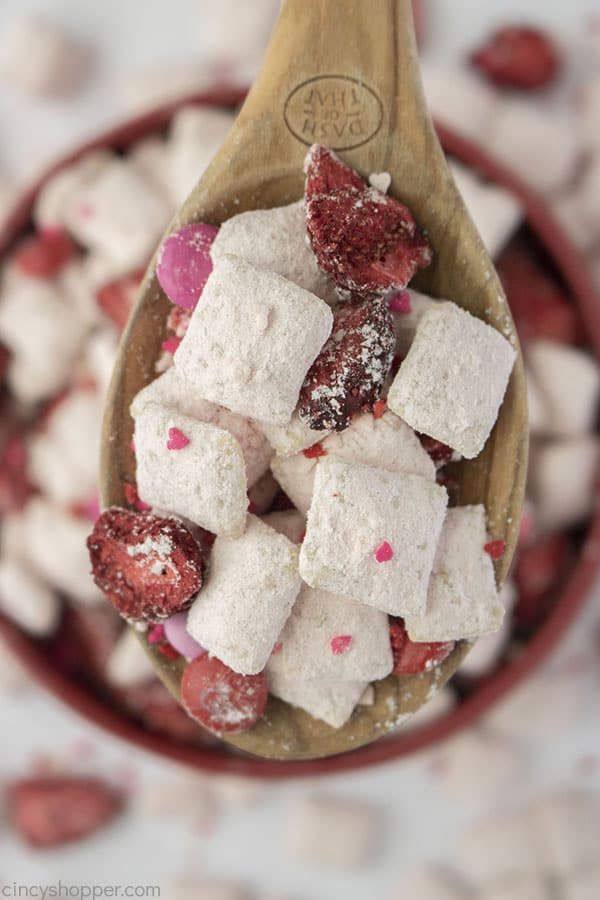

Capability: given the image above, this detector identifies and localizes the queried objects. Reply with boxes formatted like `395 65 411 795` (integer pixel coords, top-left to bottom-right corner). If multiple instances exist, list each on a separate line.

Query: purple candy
164 611 207 660
156 223 218 311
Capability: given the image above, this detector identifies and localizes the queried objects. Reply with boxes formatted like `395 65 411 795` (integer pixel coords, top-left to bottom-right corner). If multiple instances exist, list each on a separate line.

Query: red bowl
1 90 599 779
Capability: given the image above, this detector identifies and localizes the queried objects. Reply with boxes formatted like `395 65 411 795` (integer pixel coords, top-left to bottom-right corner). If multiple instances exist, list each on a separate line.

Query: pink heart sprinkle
156 223 218 311
389 291 412 313
272 642 283 655
161 335 181 354
375 541 394 563
331 635 352 655
148 624 166 644
167 427 190 450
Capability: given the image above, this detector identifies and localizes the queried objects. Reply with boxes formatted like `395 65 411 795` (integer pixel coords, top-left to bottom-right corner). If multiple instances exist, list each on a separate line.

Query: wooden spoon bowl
101 0 528 760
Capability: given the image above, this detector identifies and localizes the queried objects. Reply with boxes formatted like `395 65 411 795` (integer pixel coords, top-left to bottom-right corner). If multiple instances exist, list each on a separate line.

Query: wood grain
100 0 528 761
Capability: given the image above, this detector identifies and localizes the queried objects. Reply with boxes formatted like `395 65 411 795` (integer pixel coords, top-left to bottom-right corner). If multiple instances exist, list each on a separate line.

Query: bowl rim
1 93 599 779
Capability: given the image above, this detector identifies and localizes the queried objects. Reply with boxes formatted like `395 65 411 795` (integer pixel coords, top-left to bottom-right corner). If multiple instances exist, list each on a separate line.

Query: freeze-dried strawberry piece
304 144 365 197
7 776 123 848
496 244 583 345
389 618 455 675
419 434 454 468
13 229 77 279
181 656 268 733
299 299 395 431
87 507 205 623
0 432 34 515
513 534 572 629
470 26 561 91
95 270 144 331
305 145 432 297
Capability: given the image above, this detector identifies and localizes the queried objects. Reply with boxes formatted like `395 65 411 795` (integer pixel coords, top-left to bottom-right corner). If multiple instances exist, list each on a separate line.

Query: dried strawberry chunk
418 434 454 468
7 776 123 848
389 618 455 675
305 145 432 297
13 229 77 279
470 26 561 91
87 507 205 622
181 656 268 733
96 270 144 331
299 299 395 431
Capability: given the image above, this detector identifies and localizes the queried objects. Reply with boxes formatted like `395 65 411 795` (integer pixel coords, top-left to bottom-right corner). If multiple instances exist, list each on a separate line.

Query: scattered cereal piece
181 655 268 733
87 507 205 622
267 670 367 727
167 105 236 205
531 790 600 876
286 794 382 868
258 409 331 457
528 437 599 533
0 559 61 637
405 506 503 642
106 629 155 687
449 161 522 260
157 223 218 311
388 302 516 458
174 255 333 425
187 515 301 675
300 458 447 616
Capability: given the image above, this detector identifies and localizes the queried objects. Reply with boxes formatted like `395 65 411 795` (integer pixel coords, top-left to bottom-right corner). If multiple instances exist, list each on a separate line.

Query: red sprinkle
167 427 190 450
161 336 181 355
375 541 394 563
303 442 328 459
148 624 166 644
298 531 306 543
484 539 506 561
330 635 353 655
157 643 180 660
373 398 387 419
271 642 283 655
248 501 257 514
389 291 412 313
123 482 152 512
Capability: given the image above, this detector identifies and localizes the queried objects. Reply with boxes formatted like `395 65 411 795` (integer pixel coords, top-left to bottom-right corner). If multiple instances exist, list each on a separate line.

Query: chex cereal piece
561 866 600 900
88 508 205 623
272 410 434 514
266 670 368 728
134 404 248 535
477 876 549 900
174 255 333 425
268 584 393 681
389 866 470 900
84 328 119 401
187 515 301 674
405 506 503 642
131 367 272 487
459 811 536 885
460 579 516 677
167 105 235 205
286 794 381 868
0 276 88 404
211 200 337 303
528 437 599 533
22 498 102 604
258 409 331 457
261 510 306 543
392 289 439 357
300 458 447 616
33 151 112 232
526 341 600 437
0 15 90 98
0 559 61 637
106 629 155 687
64 159 170 272
531 790 600 877
449 161 522 260
28 389 104 506
388 302 516 459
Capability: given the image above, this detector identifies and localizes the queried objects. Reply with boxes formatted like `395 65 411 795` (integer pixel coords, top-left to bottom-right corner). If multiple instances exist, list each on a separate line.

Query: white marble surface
0 1 599 897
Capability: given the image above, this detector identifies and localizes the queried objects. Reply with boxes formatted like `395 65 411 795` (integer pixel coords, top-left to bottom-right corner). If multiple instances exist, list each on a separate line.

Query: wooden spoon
101 0 528 760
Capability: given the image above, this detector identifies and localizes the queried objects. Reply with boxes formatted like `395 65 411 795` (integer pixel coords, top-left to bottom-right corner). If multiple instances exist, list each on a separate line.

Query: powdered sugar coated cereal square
258 409 330 457
526 341 600 438
174 255 333 425
404 505 503 642
266 670 368 728
392 289 439 357
186 515 301 674
211 201 337 303
131 367 272 487
388 302 516 459
300 457 447 616
268 584 393 682
134 404 247 536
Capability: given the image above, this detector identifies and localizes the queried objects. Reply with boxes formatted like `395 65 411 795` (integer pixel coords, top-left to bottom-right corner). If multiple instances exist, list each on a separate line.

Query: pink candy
166 427 190 450
375 541 394 563
388 291 412 313
164 612 206 660
330 635 352 655
156 223 218 311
